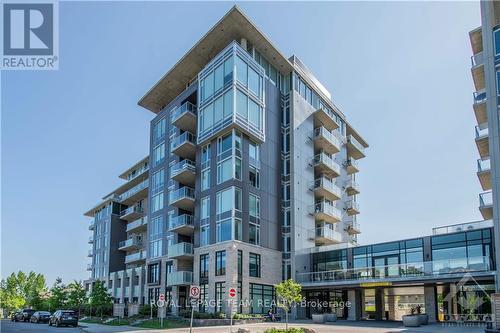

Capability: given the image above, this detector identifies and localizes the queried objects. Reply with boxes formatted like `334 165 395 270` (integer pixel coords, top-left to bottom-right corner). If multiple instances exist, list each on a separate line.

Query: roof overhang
138 5 294 113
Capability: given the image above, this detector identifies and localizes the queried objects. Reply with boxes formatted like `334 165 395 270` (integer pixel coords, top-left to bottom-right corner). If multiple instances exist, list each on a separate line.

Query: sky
1 1 482 285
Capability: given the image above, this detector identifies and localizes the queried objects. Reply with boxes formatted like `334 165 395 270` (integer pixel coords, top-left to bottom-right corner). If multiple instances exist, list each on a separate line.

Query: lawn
80 316 188 329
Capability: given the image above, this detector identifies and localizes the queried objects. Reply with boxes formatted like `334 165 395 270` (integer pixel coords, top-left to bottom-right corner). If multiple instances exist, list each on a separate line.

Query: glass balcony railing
125 250 147 263
169 187 195 204
120 205 144 218
313 200 342 221
432 220 493 235
118 179 148 202
345 219 361 233
477 158 491 173
126 217 148 232
296 256 492 284
118 238 141 249
315 226 342 242
313 127 341 149
166 271 193 286
170 101 197 122
347 135 365 154
473 90 486 104
471 52 484 67
169 214 193 230
480 191 493 207
312 177 341 198
126 164 149 182
475 125 489 139
170 131 196 151
346 200 360 212
313 153 341 175
170 159 195 178
167 242 193 258
87 264 93 271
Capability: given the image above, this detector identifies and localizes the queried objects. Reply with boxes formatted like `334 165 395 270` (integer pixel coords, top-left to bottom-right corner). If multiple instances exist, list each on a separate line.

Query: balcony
479 191 493 220
345 179 360 196
125 250 147 264
477 159 491 191
475 125 489 159
296 256 492 286
118 238 142 251
87 249 93 257
311 200 342 224
345 218 361 235
86 264 92 271
473 90 487 124
170 159 196 186
169 187 195 211
168 214 194 235
88 236 93 244
313 153 340 178
314 107 339 131
469 27 483 55
315 225 343 245
311 177 341 201
88 220 95 230
346 135 366 160
126 217 148 233
313 127 340 155
171 101 197 133
120 205 144 221
167 242 194 260
118 179 149 205
166 271 193 286
346 199 360 216
170 131 196 160
345 159 359 175
432 220 493 235
471 52 485 91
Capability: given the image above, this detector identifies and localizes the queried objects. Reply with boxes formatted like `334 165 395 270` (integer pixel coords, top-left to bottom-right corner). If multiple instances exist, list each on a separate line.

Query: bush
264 328 305 333
139 305 157 317
233 313 263 319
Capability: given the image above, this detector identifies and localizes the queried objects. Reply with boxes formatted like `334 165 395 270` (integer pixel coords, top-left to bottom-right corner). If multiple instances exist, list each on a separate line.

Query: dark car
11 309 35 322
10 311 22 321
30 311 51 323
48 310 78 327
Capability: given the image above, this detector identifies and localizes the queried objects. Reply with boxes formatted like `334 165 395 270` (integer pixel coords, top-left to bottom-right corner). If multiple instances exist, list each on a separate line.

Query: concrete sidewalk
79 320 488 333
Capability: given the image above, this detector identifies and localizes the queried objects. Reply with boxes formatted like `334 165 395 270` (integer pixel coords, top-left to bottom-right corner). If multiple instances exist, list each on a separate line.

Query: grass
80 316 188 329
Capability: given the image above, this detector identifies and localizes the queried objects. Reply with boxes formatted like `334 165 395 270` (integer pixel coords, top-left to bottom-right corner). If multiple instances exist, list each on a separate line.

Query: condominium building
469 0 500 289
83 5 496 323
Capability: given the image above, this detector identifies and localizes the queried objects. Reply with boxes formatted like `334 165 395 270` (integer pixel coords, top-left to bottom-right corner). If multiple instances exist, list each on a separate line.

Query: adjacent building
83 5 497 323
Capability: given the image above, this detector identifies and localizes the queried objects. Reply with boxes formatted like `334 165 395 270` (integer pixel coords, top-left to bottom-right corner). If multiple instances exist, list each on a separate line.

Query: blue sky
1 1 481 284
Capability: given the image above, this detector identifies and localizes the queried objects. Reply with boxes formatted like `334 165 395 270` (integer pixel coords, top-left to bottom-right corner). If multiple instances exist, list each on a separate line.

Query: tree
49 278 68 311
67 281 88 317
274 279 303 333
89 281 112 319
0 271 47 313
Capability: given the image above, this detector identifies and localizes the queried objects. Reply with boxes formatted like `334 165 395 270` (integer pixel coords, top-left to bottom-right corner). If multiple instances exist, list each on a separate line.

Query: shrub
139 305 157 317
233 313 264 319
264 328 305 333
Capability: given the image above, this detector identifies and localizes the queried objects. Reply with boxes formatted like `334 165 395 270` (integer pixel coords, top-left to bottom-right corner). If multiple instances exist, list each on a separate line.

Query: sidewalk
79 321 488 333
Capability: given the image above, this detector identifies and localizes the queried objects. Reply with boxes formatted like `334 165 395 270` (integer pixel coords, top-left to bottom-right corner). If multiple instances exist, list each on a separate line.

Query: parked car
48 310 78 327
10 311 22 321
11 309 35 322
30 311 51 323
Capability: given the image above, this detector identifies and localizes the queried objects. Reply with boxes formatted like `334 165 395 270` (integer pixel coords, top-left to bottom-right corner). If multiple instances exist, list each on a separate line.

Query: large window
201 197 210 220
249 223 260 245
153 118 166 143
215 282 226 312
151 169 164 192
235 89 262 130
249 253 261 277
215 250 226 276
216 187 242 214
201 169 210 191
216 219 232 243
494 27 500 56
250 284 274 314
249 141 259 161
249 194 260 218
200 225 210 247
149 239 162 259
151 192 164 213
148 263 160 284
199 254 209 279
153 143 165 167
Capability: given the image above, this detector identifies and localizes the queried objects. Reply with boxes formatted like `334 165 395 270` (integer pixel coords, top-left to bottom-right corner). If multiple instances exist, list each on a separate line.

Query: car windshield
62 311 74 315
40 311 50 315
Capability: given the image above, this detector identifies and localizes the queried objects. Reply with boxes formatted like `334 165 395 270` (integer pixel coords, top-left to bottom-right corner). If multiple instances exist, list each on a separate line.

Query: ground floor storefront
300 279 495 323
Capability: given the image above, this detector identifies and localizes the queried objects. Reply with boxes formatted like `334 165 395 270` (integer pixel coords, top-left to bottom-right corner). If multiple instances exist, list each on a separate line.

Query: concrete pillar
424 285 437 323
347 289 361 321
450 283 458 317
387 294 396 321
374 288 384 321
360 290 366 319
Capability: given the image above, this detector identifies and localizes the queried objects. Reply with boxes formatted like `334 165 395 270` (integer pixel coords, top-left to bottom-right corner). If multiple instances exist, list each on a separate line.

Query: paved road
1 319 82 333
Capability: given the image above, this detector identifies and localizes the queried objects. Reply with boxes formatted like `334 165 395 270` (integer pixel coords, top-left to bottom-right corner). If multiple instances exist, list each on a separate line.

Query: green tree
0 271 47 313
67 281 88 317
89 281 112 319
274 279 303 333
49 278 68 311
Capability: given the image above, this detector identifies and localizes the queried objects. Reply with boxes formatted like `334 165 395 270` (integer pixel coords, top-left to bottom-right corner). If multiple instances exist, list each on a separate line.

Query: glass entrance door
373 256 399 278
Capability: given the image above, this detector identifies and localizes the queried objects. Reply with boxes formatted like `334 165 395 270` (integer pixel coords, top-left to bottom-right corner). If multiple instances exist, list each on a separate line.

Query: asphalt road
1 319 82 332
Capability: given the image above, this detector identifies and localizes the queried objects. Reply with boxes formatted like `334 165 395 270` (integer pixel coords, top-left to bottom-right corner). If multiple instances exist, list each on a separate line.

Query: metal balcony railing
170 159 196 178
169 187 195 204
170 101 197 122
312 177 342 198
120 205 144 218
315 226 342 242
169 214 194 230
170 131 196 151
118 179 148 202
477 158 491 173
312 200 342 221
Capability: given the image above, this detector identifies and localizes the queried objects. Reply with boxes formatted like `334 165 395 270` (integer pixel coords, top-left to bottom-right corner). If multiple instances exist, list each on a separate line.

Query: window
249 223 260 245
214 64 224 92
497 71 500 96
216 219 232 243
249 167 260 188
235 218 242 241
217 158 232 183
215 251 226 275
238 250 243 276
249 253 261 278
223 89 233 119
223 56 233 85
153 143 165 166
249 194 260 218
201 197 210 220
200 103 213 131
199 283 208 313
200 225 210 246
199 254 209 278
495 28 500 56
148 263 160 284
248 98 260 129
150 216 163 238
249 141 259 161
236 89 247 119
201 169 210 191
235 158 242 180
215 282 226 312
201 144 211 164
152 169 164 191
149 239 162 258
250 284 274 314
151 192 164 212
153 118 166 142
235 56 248 86
216 187 242 214
248 66 260 97
218 132 233 155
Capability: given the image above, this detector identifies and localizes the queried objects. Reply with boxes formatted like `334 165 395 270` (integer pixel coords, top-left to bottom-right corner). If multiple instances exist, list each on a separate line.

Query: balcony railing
125 250 147 263
88 236 94 243
169 187 195 204
169 214 194 230
296 256 492 285
126 164 149 182
313 153 341 177
170 131 196 151
312 200 342 222
87 249 93 257
313 127 341 154
312 177 342 200
345 219 361 234
126 217 148 232
480 191 493 207
475 125 489 139
171 101 197 120
315 226 343 244
477 158 491 173
346 200 360 215
170 159 196 178
432 220 493 235
87 264 93 271
347 135 366 159
120 205 144 218
345 158 359 174
167 242 193 259
345 179 360 195
166 271 193 286
473 90 486 104
119 238 141 249
471 52 484 67
118 179 148 202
